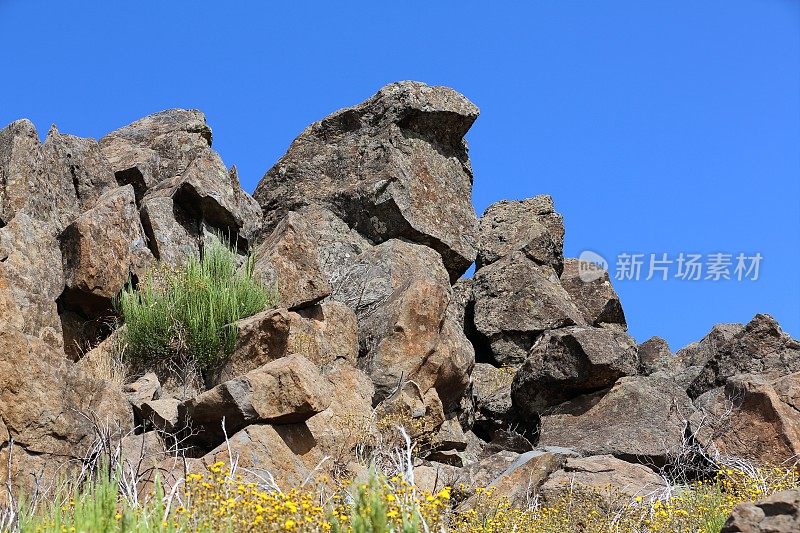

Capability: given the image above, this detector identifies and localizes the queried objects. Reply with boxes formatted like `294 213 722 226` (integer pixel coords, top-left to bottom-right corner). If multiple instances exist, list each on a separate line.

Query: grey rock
472 252 585 366
721 489 800 533
253 81 480 281
560 258 626 327
476 195 564 273
512 325 638 414
638 336 674 375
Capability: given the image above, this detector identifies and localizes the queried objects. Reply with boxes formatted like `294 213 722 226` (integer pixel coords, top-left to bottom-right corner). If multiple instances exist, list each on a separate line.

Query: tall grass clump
116 239 276 370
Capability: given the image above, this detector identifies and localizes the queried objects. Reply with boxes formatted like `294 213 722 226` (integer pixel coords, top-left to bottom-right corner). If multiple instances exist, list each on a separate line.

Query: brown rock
253 81 480 280
687 314 800 398
537 375 695 463
472 253 584 365
691 372 800 465
476 195 564 273
721 489 800 533
0 213 64 349
140 195 201 268
182 354 333 446
512 326 639 414
638 336 674 375
540 455 666 502
140 398 182 433
560 258 626 327
60 185 153 313
251 210 331 309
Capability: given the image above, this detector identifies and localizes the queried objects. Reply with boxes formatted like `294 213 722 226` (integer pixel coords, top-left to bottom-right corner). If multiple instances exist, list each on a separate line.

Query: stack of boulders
1 82 799 520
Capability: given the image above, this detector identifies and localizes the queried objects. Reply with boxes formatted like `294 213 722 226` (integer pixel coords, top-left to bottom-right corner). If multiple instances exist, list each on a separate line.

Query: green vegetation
115 239 276 370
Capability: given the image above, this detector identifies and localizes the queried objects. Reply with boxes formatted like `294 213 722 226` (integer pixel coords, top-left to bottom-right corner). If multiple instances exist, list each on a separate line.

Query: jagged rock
182 354 333 446
473 252 584 365
60 185 153 314
537 375 695 463
560 258 626 327
99 109 213 194
721 489 800 533
460 448 577 509
448 277 473 327
140 196 201 267
0 120 80 231
123 372 162 410
452 449 522 501
251 210 331 309
120 431 166 470
41 126 117 211
375 382 446 442
145 149 261 244
140 398 181 433
0 326 132 498
0 213 64 349
253 81 480 280
419 318 475 414
638 336 674 375
687 314 800 398
199 423 322 489
691 372 800 464
673 322 745 390
512 326 639 414
476 195 564 273
540 455 666 502
210 302 359 385
470 363 518 440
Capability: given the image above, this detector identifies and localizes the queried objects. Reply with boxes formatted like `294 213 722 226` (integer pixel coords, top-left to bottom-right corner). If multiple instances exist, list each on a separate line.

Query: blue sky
1 1 797 350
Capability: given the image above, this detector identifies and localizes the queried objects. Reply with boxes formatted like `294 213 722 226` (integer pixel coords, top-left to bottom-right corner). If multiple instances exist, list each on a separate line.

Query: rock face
3 85 800 509
253 81 480 280
722 489 800 533
512 326 639 414
473 253 584 365
691 372 800 464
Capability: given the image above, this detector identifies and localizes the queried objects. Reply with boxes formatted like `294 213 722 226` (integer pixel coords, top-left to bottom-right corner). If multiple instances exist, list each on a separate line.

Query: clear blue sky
1 1 798 350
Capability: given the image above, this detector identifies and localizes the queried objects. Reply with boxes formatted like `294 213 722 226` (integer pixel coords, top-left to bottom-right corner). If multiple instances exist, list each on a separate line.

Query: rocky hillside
1 81 799 511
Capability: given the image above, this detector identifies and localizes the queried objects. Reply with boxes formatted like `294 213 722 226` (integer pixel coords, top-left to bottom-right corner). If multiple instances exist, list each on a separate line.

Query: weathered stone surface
140 398 181 433
140 195 200 267
560 258 626 327
253 81 480 280
375 382 446 442
183 354 333 446
471 362 516 437
60 185 153 313
638 336 674 375
687 314 800 398
691 372 800 465
512 326 639 414
210 302 359 385
0 120 81 231
251 210 331 309
42 126 117 211
0 213 64 349
120 431 167 470
419 318 475 414
540 455 667 501
99 109 213 193
537 375 694 463
0 326 132 498
123 372 162 409
473 253 584 365
722 489 800 533
200 424 319 489
448 277 473 327
476 195 564 273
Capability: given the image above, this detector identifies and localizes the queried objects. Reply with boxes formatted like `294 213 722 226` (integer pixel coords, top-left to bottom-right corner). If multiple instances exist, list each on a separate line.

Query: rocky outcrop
638 336 674 375
540 455 666 501
512 326 639 414
560 258 626 327
722 489 800 533
253 81 479 280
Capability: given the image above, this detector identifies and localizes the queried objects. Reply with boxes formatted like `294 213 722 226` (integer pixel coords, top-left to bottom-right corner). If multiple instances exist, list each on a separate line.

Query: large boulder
722 489 800 533
59 185 153 314
559 258 626 327
0 326 132 500
476 195 564 273
472 252 585 365
253 81 480 280
0 120 80 231
139 195 201 267
251 210 331 309
512 326 639 414
0 214 65 349
687 314 800 398
181 354 333 446
540 455 667 502
637 336 674 375
691 372 800 464
537 375 695 464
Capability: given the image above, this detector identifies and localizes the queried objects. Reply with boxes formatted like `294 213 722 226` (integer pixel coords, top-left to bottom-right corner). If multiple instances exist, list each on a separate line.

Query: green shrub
116 239 276 370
